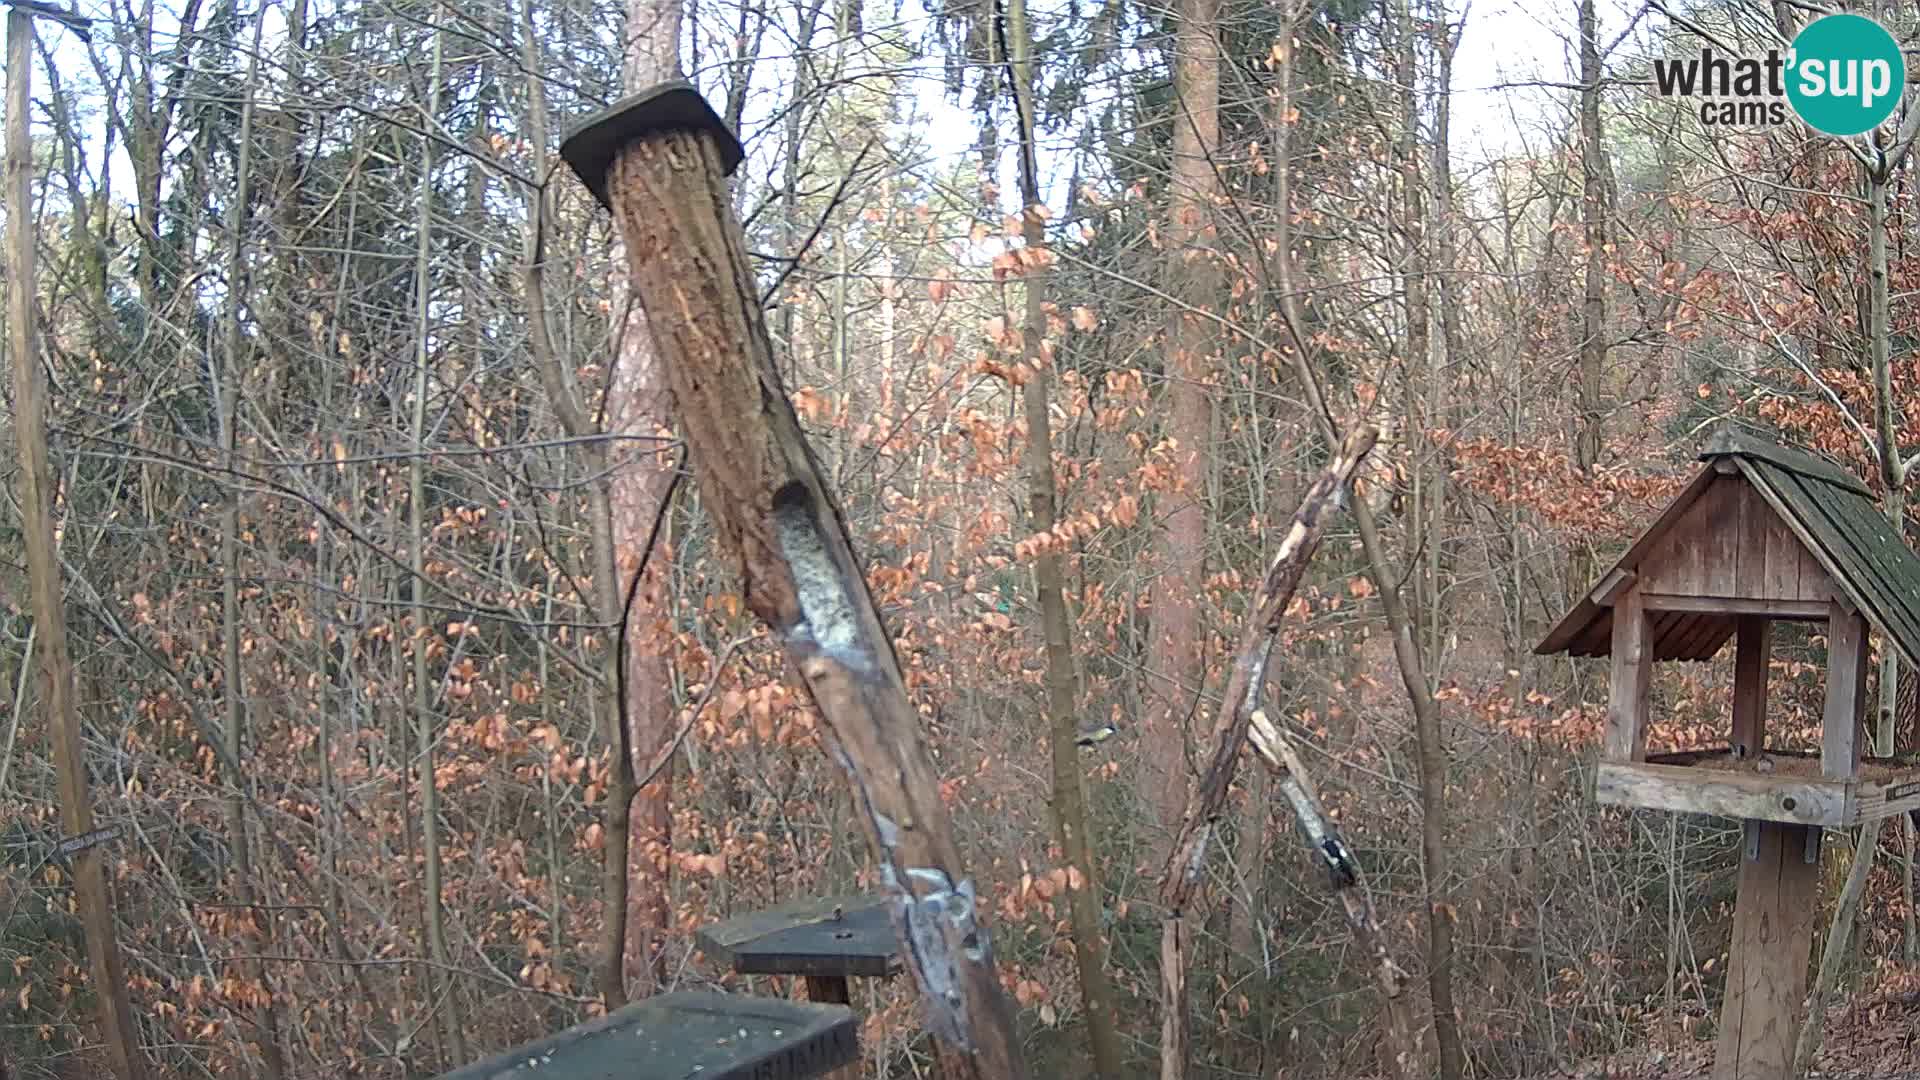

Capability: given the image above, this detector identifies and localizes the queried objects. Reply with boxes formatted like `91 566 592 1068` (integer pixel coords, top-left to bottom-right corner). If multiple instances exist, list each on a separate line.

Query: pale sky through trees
15 0 1920 1075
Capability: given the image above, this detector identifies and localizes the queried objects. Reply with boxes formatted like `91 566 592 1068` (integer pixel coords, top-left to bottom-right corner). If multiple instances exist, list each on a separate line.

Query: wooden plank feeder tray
1600 748 1920 828
695 896 900 1080
696 894 903 989
1537 426 1920 1080
435 991 857 1080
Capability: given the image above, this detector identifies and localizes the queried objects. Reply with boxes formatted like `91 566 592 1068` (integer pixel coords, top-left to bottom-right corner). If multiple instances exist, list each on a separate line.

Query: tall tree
1572 0 1608 598
6 8 146 1078
1146 0 1222 843
409 23 466 1067
1004 0 1123 1072
603 0 686 1002
215 10 286 1075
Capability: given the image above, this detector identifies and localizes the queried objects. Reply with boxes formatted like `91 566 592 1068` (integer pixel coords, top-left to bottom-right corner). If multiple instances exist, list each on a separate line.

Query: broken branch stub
1246 709 1423 1079
561 85 1026 1079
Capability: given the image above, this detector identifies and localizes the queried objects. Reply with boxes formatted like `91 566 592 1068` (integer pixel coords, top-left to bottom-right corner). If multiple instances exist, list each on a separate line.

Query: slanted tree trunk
5 11 147 1078
1004 0 1122 1072
1144 0 1220 843
589 109 1028 1078
1270 29 1459 1070
1268 165 1463 1080
1157 427 1377 1080
1244 709 1422 1078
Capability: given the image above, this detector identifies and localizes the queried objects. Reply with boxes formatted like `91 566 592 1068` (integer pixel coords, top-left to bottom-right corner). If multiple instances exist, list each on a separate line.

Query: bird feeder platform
1599 747 1920 827
435 991 857 1080
1537 427 1920 1080
696 894 902 1002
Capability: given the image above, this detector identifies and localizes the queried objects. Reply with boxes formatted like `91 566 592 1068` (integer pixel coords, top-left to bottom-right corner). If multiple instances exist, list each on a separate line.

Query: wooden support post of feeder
558 84 1026 1079
1711 611 1818 1080
697 895 903 1080
1537 428 1920 1080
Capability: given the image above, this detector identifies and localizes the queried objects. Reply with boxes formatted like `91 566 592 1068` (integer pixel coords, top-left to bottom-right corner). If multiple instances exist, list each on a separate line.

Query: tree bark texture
1146 0 1221 840
598 126 1027 1079
604 0 685 1001
5 11 148 1078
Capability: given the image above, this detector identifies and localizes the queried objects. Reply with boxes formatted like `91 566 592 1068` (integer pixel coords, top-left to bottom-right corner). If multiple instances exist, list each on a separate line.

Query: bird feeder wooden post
1538 427 1920 1080
697 895 903 1080
558 84 1026 1078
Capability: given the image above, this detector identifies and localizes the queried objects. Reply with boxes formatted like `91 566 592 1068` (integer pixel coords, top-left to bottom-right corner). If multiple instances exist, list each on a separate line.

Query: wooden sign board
436 992 856 1080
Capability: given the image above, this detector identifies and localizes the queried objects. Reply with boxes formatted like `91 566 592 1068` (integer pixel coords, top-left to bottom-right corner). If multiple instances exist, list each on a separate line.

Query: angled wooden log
1246 709 1422 1078
561 84 1026 1079
1156 425 1376 1080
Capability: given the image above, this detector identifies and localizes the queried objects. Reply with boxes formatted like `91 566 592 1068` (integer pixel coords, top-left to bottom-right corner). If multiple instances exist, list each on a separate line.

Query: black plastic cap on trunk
560 80 744 210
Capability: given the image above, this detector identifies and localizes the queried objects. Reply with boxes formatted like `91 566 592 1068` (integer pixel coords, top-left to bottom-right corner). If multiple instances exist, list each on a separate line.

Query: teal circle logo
1787 14 1905 136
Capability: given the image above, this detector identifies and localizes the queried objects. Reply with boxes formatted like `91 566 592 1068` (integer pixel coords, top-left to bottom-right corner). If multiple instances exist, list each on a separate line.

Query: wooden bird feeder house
1537 427 1920 1080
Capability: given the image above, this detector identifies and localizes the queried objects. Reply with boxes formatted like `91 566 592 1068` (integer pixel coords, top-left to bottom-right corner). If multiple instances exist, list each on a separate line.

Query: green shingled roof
1536 427 1920 670
1720 432 1920 672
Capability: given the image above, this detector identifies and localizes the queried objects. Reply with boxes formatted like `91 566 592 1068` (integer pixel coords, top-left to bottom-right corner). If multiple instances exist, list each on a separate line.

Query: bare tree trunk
1269 29 1457 1070
606 0 685 1001
1795 821 1883 1074
1567 0 1610 608
5 12 147 1078
1268 182 1463 1080
216 12 285 1076
1803 158 1912 1066
409 24 465 1067
1146 0 1220 846
1004 0 1122 1071
1394 0 1432 640
1352 471 1464 1080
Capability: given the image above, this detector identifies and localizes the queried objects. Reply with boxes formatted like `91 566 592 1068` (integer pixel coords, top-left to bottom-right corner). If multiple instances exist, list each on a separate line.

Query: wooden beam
803 976 858 1080
1712 822 1820 1080
1605 589 1653 762
1823 603 1868 781
1588 566 1637 606
1639 595 1829 619
1594 762 1848 827
1732 617 1770 761
1854 772 1920 824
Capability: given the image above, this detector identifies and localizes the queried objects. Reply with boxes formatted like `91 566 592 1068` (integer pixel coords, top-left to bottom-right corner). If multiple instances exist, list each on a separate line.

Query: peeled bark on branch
596 126 1026 1079
1157 425 1377 1080
1245 709 1422 1078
